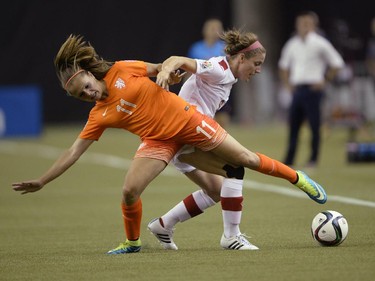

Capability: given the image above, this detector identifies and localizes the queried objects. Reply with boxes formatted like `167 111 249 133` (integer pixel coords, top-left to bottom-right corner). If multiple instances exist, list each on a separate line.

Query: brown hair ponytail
220 29 266 58
54 34 114 88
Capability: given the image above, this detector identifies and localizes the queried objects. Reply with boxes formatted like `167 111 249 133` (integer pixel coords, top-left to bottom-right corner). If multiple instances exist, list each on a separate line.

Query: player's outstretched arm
12 138 94 195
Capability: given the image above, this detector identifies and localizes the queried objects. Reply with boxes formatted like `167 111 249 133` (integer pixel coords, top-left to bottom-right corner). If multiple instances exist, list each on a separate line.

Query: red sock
183 194 203 218
220 197 243 211
255 153 297 183
121 199 142 241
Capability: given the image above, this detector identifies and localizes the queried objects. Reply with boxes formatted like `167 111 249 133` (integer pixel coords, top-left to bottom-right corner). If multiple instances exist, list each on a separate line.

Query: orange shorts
135 139 184 163
134 110 227 163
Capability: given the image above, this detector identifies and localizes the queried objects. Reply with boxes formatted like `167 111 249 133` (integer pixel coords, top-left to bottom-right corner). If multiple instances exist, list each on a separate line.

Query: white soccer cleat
147 218 178 250
220 233 259 250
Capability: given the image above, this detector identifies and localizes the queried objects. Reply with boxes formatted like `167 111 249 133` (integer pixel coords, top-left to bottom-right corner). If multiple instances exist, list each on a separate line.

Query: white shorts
170 145 196 174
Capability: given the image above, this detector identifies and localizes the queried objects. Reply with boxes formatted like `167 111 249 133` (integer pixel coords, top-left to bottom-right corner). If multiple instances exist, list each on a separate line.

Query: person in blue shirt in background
188 18 226 59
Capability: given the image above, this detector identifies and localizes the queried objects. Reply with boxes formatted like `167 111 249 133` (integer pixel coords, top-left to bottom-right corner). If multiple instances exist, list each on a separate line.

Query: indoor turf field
1 123 374 281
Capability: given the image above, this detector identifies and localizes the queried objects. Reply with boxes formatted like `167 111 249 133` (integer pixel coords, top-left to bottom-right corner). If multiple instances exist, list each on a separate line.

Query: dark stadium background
1 0 372 123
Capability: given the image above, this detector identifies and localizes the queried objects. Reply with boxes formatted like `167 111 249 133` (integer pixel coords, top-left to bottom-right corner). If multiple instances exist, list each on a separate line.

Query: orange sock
121 199 142 241
255 153 297 183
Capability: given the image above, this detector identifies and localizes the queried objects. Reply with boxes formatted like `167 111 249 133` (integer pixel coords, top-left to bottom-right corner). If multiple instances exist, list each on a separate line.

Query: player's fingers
12 183 25 190
156 77 161 86
12 182 35 191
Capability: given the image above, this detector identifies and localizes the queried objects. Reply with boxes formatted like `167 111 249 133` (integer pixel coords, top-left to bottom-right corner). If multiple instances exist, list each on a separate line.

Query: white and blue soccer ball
311 210 349 246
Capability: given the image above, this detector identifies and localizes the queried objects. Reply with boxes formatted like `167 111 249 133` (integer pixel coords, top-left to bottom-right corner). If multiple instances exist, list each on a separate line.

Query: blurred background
0 0 374 137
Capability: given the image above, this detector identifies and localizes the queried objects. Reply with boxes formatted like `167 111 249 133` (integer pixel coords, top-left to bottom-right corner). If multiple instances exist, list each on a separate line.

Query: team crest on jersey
200 61 213 70
115 78 125 89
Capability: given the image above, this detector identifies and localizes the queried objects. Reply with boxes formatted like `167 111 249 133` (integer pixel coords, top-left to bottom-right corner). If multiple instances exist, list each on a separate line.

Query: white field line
2 141 375 208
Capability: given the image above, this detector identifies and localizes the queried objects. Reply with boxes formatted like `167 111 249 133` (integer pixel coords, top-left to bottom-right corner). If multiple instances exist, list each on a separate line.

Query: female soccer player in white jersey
148 29 325 250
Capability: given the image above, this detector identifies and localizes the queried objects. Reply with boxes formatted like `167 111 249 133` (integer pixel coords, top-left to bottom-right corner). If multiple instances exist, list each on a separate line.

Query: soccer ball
311 210 349 246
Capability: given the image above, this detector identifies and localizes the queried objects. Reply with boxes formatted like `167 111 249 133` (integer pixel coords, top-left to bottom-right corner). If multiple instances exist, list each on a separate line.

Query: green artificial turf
1 123 374 281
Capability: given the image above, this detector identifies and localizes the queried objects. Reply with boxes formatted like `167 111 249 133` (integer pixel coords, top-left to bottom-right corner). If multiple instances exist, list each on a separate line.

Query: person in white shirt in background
278 11 344 168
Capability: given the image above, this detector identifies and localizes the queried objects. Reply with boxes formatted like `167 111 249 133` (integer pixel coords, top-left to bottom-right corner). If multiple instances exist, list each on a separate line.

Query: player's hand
12 180 44 195
156 70 171 91
168 70 186 86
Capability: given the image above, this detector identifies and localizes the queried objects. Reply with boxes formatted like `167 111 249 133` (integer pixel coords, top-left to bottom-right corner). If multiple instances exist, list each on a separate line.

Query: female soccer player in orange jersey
12 34 326 254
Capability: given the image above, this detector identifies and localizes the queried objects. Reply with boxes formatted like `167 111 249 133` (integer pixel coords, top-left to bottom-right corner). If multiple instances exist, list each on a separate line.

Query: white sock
221 178 244 238
161 190 216 229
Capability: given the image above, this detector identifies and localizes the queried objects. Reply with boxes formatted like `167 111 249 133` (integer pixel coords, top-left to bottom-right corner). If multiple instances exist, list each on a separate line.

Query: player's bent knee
238 150 259 168
222 164 245 179
122 187 139 202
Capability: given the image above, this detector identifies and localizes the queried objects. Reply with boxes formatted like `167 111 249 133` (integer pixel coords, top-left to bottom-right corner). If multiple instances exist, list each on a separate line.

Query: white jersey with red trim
178 56 237 118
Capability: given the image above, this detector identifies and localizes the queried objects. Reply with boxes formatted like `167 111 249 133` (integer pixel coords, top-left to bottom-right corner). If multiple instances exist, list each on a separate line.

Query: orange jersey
79 61 195 141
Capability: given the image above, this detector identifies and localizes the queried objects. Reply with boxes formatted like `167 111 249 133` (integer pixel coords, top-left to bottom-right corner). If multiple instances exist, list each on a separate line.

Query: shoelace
237 233 252 246
165 227 175 235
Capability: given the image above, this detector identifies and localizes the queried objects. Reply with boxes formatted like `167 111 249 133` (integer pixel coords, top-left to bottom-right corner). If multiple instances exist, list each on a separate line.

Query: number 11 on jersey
196 120 216 139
